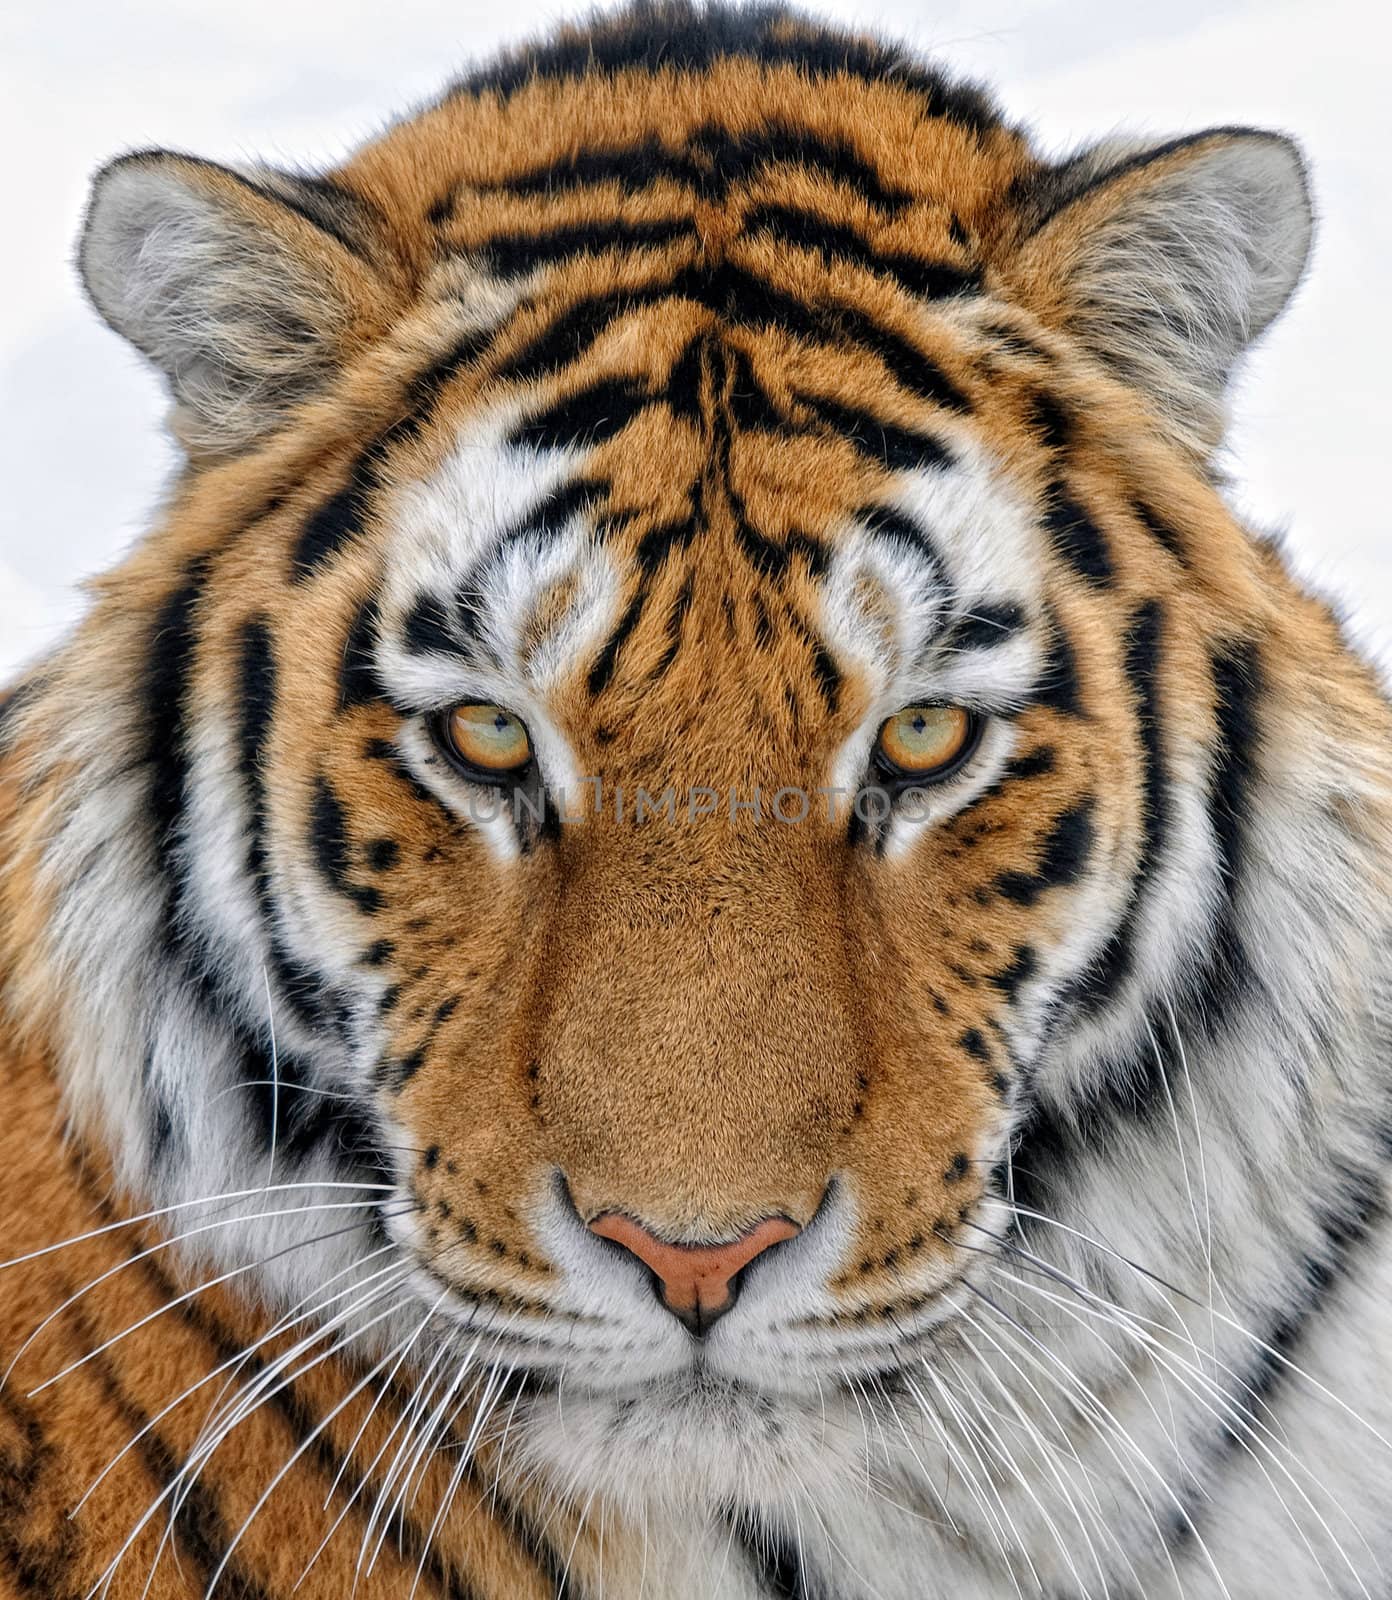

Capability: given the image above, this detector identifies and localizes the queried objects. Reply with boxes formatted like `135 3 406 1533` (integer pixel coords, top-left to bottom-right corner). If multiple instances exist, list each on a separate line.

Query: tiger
3 2 1390 1596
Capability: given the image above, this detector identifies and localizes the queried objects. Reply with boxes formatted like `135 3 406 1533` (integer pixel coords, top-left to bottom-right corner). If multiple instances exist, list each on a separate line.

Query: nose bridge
533 826 863 1233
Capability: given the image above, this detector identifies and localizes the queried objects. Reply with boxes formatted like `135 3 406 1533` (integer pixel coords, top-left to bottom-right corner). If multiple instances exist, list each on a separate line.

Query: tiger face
9 0 1336 1541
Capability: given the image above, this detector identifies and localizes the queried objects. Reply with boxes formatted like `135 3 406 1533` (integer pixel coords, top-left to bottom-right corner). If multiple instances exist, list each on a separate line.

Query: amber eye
437 703 532 778
875 705 979 783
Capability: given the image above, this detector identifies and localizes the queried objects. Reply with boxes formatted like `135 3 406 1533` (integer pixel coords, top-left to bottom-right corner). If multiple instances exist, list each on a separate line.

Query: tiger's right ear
79 151 399 459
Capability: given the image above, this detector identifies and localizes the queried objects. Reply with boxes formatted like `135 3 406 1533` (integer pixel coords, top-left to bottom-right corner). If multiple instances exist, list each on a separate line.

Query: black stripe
71 1164 496 1600
237 614 279 925
1131 498 1187 563
1171 1134 1390 1558
229 622 356 1041
264 172 384 263
475 136 707 199
144 558 210 881
340 596 386 708
858 503 945 574
403 592 462 658
497 260 972 413
991 798 1095 906
502 477 607 548
496 284 661 383
293 452 381 579
783 603 842 713
692 119 922 212
451 10 999 136
1195 639 1264 1021
1008 1017 1176 1216
0 1388 83 1596
651 573 695 679
989 943 1037 1000
66 1301 280 1600
1031 611 1085 716
700 260 972 411
474 215 697 275
588 588 648 695
1042 481 1113 585
794 389 952 473
636 514 699 573
1005 745 1055 781
508 375 654 449
1028 389 1072 453
309 775 384 915
1072 601 1166 1011
726 347 810 438
293 329 491 580
729 1516 816 1599
471 120 923 218
947 601 1025 651
743 203 980 298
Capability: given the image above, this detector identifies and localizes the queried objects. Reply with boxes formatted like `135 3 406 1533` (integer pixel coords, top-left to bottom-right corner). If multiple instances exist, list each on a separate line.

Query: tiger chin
3 4 1391 1598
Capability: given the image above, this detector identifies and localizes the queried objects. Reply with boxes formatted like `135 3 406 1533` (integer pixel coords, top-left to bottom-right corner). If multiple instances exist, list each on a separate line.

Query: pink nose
589 1212 801 1333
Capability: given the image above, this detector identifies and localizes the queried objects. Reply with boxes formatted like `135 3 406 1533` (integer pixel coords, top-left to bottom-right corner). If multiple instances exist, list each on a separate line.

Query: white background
2 0 1388 680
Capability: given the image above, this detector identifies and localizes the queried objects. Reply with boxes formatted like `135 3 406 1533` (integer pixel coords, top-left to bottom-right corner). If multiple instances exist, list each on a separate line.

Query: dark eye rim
429 703 534 787
872 707 983 790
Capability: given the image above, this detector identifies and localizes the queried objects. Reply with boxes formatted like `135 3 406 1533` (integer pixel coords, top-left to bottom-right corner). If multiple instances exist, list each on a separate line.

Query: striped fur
3 6 1390 1596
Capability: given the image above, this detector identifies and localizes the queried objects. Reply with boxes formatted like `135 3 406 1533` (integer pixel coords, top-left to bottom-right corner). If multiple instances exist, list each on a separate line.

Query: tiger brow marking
587 586 649 697
779 596 842 715
340 596 387 709
947 602 1027 652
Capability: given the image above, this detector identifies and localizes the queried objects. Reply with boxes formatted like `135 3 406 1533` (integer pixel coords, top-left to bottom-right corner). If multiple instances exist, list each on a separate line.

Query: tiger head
4 0 1330 1521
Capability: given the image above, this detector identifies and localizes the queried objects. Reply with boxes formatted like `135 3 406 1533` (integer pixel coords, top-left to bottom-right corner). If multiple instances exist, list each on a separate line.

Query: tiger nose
589 1213 801 1334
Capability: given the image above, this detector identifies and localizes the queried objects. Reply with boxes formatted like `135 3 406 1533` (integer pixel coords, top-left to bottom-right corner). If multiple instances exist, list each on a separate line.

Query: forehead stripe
494 259 971 414
474 122 922 216
743 203 980 300
474 216 700 278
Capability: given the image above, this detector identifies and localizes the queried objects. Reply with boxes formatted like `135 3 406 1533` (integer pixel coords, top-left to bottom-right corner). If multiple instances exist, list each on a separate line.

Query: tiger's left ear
1006 130 1313 455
